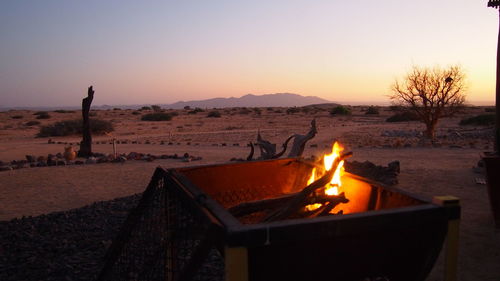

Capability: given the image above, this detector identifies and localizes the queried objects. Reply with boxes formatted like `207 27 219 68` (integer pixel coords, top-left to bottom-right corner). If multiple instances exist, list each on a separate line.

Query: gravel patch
0 194 141 281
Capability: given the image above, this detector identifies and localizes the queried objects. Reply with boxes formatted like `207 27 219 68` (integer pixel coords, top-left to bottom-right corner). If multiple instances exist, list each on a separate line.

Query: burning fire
305 142 346 211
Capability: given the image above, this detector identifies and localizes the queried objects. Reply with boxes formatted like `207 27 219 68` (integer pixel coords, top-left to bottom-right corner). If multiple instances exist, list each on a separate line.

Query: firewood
288 119 317 157
246 142 255 161
228 194 295 217
256 130 277 159
228 192 345 217
310 192 348 218
261 151 353 222
271 135 294 159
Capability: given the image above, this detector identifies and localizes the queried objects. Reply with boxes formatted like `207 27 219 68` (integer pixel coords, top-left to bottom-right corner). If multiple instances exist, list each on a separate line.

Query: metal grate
97 168 224 281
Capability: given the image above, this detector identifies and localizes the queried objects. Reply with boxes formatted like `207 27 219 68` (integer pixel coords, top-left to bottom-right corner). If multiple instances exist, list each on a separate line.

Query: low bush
485 107 496 113
151 105 162 112
188 108 204 114
460 114 495 126
386 111 420 122
36 112 51 119
141 113 173 121
389 105 404 112
25 120 41 126
140 106 152 111
365 106 379 115
330 106 351 116
37 118 113 137
132 111 141 115
11 115 23 119
286 107 300 114
238 108 252 115
207 111 222 118
53 110 75 113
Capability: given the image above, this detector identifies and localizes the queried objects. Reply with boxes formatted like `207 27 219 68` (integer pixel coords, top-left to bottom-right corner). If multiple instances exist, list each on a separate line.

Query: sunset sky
0 0 498 107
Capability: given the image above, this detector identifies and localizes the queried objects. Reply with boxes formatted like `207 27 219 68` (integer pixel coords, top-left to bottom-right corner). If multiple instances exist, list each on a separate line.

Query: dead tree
246 119 316 160
288 119 317 157
390 65 466 139
78 86 94 157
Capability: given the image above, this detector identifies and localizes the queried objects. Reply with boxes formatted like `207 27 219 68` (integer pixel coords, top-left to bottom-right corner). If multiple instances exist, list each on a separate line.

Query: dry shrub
37 119 113 137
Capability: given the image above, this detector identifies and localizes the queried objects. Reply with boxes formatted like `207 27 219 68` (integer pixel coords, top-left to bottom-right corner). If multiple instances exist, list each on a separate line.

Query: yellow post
433 196 460 281
225 247 249 281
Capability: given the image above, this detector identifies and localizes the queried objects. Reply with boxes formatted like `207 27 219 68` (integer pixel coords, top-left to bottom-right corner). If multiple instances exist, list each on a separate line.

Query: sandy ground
0 106 499 280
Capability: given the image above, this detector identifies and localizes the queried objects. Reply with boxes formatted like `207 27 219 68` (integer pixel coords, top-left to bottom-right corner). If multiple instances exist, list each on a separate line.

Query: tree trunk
78 86 94 157
424 119 438 140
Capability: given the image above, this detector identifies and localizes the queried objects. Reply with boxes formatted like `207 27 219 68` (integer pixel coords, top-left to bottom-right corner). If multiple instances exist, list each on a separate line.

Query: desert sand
0 106 499 281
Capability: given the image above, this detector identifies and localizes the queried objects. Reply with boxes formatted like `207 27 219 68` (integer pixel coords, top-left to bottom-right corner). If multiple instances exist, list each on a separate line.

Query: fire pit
98 157 460 281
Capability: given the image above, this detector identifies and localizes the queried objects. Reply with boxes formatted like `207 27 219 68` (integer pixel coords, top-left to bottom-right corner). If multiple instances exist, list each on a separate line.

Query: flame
305 142 345 211
323 142 344 196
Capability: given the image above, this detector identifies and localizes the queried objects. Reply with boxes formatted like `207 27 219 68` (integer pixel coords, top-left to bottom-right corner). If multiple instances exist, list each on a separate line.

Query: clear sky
0 0 498 107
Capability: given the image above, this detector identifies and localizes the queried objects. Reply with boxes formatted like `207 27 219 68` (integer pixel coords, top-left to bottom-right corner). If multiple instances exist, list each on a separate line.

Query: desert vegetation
207 110 222 118
330 105 351 116
140 112 174 121
37 119 114 137
386 111 420 122
460 114 495 126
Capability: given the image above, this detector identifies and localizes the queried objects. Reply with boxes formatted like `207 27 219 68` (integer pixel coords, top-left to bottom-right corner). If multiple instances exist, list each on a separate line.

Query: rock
25 155 36 163
56 160 66 166
388 161 400 174
85 157 97 164
47 155 56 166
36 162 47 167
56 152 63 159
97 157 109 164
344 160 400 186
111 156 127 163
183 153 190 159
0 166 13 171
37 156 47 162
74 160 84 165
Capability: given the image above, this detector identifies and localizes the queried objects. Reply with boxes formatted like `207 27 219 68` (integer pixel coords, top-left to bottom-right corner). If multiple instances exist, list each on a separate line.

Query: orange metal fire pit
98 158 460 281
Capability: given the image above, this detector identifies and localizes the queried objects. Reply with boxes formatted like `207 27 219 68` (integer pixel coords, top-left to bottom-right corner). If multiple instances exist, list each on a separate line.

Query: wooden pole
433 196 460 281
496 8 500 152
225 247 248 281
78 86 94 157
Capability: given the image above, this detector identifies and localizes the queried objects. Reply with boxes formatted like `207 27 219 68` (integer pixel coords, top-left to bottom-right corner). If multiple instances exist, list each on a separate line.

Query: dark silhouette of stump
78 86 94 157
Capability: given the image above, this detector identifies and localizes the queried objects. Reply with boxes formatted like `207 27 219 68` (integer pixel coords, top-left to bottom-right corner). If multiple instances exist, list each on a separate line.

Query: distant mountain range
0 93 333 111
163 93 332 109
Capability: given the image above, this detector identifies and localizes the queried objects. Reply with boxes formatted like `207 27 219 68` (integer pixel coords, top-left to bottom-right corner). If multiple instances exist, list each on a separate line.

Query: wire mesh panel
98 168 224 281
